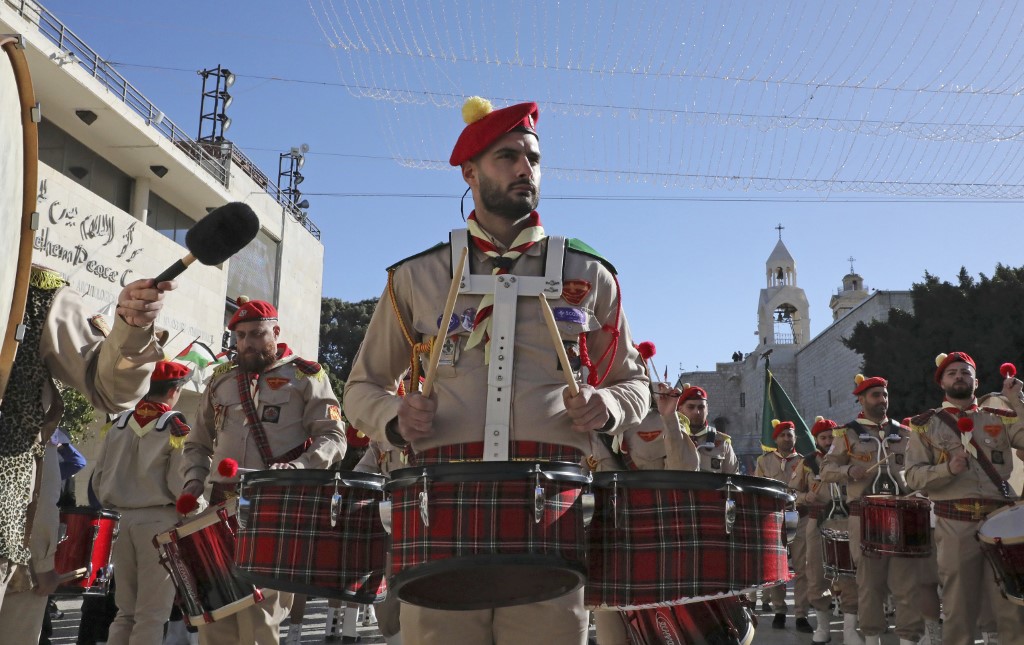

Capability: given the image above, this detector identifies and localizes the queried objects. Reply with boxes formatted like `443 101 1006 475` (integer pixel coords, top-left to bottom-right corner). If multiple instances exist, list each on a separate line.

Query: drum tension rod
418 469 430 527
611 473 621 529
718 477 743 536
330 476 343 528
533 464 545 524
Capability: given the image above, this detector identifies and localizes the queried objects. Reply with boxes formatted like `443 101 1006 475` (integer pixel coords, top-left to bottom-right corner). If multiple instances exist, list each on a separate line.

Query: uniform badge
553 307 588 325
266 377 289 391
437 336 459 367
557 340 582 373
460 308 476 331
984 424 1003 438
328 405 341 421
88 314 111 337
261 406 281 423
637 431 662 442
437 313 460 334
894 453 904 466
991 450 1005 465
561 279 592 305
710 458 723 471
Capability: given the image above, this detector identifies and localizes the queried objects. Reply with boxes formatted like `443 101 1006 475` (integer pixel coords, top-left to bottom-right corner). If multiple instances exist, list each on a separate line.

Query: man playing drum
823 374 939 645
0 267 172 610
180 297 346 644
905 353 1024 645
792 417 863 645
343 97 649 645
754 420 810 632
678 385 738 474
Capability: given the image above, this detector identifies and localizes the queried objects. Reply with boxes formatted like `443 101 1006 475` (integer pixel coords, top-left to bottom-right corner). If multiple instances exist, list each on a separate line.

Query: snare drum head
979 503 1024 541
0 37 38 401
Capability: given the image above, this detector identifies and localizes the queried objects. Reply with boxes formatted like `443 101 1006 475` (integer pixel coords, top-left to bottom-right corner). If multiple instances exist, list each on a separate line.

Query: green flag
761 364 816 455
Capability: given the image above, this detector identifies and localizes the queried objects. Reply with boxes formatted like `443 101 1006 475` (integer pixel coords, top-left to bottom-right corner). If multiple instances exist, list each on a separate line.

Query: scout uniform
792 417 861 645
754 420 807 628
823 375 933 644
182 298 346 645
677 386 738 475
343 98 649 645
91 361 192 645
0 267 164 608
905 353 1024 645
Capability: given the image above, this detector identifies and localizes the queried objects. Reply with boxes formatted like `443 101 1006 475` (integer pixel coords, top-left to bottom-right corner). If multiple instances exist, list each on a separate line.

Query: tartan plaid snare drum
153 500 264 626
234 469 388 603
860 495 931 557
384 461 592 610
54 507 120 596
619 596 755 645
820 527 855 579
978 501 1024 606
585 471 792 609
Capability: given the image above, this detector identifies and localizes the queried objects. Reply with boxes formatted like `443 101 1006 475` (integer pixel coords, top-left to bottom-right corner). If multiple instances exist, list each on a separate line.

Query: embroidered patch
561 279 592 305
894 453 905 466
261 406 281 423
851 452 872 462
557 340 582 372
553 307 588 325
438 336 459 367
637 430 662 442
711 458 723 471
461 308 476 331
437 313 461 334
265 377 289 391
328 405 341 421
88 314 111 337
984 424 1002 438
991 450 1004 465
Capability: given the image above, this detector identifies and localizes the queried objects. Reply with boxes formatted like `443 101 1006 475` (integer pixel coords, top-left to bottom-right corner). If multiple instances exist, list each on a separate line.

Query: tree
58 383 96 444
319 297 379 400
844 264 1024 418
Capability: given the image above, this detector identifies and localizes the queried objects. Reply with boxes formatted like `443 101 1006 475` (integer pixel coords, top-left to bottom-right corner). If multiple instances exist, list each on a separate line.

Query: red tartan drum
978 502 1024 606
385 461 591 610
154 501 263 626
620 597 755 645
586 471 791 609
234 469 388 603
821 528 855 579
54 508 120 596
860 495 931 557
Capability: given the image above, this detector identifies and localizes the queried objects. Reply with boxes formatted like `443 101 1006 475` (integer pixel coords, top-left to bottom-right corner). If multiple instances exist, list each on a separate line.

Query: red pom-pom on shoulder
218 458 239 478
176 493 198 515
956 417 974 433
1000 363 1017 378
637 341 656 361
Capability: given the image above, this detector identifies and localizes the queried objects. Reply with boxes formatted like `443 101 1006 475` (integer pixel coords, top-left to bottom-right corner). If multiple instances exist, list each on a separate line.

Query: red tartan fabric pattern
933 498 1010 522
585 486 789 608
412 441 583 466
234 473 388 601
389 475 587 577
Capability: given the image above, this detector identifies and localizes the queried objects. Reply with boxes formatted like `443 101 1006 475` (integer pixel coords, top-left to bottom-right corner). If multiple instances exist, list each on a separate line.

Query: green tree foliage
845 264 1024 418
58 383 96 443
319 297 379 400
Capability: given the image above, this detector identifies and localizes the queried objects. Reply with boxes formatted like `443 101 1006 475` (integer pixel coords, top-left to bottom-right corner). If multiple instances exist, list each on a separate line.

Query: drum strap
935 411 1013 499
234 371 311 466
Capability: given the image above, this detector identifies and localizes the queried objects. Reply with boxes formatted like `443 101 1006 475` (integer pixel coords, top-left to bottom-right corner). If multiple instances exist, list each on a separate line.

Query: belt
805 504 826 519
933 498 1008 522
847 500 861 516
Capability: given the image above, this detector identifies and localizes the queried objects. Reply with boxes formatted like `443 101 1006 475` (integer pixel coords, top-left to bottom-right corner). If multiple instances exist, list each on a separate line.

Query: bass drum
0 35 39 404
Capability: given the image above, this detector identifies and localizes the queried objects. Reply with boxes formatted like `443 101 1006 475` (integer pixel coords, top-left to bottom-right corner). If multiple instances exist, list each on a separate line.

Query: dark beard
944 382 974 400
478 173 538 220
238 346 277 373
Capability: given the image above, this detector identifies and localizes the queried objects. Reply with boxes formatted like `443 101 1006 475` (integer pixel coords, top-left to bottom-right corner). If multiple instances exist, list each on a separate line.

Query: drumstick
421 247 469 398
864 452 893 474
57 567 88 583
537 295 580 397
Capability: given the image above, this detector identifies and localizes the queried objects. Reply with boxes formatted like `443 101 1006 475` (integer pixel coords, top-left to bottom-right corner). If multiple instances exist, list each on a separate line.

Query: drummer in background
754 420 809 632
343 96 649 645
180 297 346 644
677 385 738 474
792 417 863 645
90 361 192 644
823 374 939 645
0 267 172 610
905 353 1024 645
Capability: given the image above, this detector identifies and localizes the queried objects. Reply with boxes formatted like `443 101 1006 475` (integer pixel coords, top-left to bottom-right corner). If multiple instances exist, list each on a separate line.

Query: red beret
852 375 888 396
811 417 837 436
934 351 975 383
152 360 191 384
228 296 278 331
772 420 796 439
677 385 707 408
449 98 539 166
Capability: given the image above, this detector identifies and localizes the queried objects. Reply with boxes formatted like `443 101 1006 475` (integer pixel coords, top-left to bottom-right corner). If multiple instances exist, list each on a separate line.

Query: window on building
226 228 279 305
147 192 194 247
38 118 132 211
828 389 833 407
740 392 746 408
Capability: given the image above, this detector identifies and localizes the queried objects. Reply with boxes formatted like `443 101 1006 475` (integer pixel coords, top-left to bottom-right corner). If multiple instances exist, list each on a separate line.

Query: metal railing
5 0 320 240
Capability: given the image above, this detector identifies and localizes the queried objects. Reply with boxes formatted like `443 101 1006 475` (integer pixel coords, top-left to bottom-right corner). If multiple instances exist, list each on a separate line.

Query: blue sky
37 1 1024 379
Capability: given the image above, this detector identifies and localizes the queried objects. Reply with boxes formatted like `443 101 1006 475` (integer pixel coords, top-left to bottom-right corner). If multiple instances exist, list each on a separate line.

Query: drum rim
861 494 931 508
235 568 386 604
388 460 589 488
239 468 386 492
156 500 236 543
59 506 122 521
185 592 262 626
590 470 790 500
978 502 1024 545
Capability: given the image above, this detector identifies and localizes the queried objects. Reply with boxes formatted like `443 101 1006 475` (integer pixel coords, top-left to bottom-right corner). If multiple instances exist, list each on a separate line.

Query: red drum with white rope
860 495 931 557
586 471 791 609
386 461 591 610
978 502 1024 606
0 36 39 403
54 507 120 596
154 501 263 626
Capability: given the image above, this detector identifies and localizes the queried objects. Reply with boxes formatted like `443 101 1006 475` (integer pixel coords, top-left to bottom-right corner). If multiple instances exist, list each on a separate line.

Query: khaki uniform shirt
790 452 842 508
353 440 407 478
183 354 346 486
587 407 699 472
343 238 649 455
821 417 912 499
687 425 738 474
904 399 1024 501
754 449 802 487
92 408 188 509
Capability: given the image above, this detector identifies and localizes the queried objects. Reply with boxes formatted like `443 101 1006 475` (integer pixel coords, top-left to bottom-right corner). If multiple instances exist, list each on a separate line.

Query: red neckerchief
133 400 170 426
941 398 978 416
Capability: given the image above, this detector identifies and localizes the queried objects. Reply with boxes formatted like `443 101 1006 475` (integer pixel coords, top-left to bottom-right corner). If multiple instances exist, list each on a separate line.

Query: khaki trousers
0 580 48 642
772 515 809 616
594 609 627 645
849 515 924 639
197 588 292 645
805 517 858 613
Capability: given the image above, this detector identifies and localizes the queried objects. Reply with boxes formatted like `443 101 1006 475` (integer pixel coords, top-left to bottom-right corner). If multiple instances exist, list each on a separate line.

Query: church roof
767 239 795 266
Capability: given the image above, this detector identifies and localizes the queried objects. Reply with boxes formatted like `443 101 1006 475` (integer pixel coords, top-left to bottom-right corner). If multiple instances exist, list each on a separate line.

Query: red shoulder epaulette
168 415 191 438
910 409 936 426
291 356 323 375
981 406 1017 418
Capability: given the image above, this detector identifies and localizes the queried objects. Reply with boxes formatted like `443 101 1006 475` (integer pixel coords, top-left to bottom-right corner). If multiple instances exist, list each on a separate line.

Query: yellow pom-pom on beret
462 96 494 125
814 415 824 423
854 374 865 385
935 353 948 367
771 419 781 428
237 295 251 304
